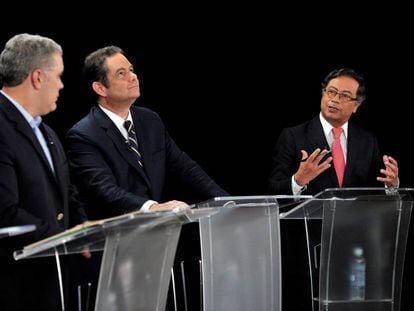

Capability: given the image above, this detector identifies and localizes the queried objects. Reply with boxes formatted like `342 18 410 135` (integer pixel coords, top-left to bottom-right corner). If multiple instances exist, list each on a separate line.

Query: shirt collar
0 90 42 129
98 105 133 131
319 112 348 139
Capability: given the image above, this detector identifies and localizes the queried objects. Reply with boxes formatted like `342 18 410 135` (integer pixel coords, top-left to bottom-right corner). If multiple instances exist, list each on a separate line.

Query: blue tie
124 120 143 167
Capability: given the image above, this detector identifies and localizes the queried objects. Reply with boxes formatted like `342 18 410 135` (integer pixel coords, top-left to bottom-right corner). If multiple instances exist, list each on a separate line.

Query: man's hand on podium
149 200 189 212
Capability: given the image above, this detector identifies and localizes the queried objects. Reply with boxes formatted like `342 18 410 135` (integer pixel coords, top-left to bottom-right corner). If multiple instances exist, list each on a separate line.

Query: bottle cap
353 246 363 257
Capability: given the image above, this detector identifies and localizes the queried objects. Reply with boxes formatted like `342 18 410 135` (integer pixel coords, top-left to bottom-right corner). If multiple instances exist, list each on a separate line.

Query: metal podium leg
77 282 92 311
171 267 178 311
179 261 188 311
54 248 65 311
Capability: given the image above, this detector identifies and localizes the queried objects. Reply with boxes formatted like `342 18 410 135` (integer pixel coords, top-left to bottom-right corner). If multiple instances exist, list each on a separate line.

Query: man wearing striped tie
66 46 229 309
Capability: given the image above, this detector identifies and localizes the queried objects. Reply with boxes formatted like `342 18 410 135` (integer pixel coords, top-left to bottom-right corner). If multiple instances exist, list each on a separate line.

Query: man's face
38 52 64 115
321 75 360 127
102 53 140 105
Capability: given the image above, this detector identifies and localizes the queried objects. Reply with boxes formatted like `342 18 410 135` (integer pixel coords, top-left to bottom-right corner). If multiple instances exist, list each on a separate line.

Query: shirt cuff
292 175 307 195
141 200 158 213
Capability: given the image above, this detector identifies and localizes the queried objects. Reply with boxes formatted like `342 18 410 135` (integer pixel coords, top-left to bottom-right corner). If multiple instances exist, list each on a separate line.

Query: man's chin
42 104 57 116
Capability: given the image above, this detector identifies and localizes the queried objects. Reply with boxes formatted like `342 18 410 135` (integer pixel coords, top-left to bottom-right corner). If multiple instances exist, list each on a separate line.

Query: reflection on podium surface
14 208 214 311
0 224 36 239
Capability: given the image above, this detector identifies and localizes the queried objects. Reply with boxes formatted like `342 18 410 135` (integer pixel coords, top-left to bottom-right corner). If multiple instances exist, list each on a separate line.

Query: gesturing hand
294 149 332 186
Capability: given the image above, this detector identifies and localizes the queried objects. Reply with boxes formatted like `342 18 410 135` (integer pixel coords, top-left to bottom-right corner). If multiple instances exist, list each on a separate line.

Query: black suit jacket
0 93 87 310
268 115 383 195
66 105 228 219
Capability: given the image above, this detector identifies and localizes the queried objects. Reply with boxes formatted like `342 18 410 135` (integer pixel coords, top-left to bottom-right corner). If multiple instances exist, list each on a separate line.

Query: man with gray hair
0 33 87 310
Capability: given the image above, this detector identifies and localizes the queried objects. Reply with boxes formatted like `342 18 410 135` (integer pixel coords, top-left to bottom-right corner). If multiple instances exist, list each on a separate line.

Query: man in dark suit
66 46 229 308
0 34 87 310
267 68 399 311
67 45 228 216
268 67 399 195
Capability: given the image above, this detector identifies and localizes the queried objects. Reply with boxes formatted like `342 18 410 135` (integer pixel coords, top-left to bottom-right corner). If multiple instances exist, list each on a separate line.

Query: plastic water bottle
350 246 366 300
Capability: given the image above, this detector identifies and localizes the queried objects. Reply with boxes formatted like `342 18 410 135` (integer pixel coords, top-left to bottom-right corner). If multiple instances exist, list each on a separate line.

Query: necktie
332 127 345 187
123 120 143 167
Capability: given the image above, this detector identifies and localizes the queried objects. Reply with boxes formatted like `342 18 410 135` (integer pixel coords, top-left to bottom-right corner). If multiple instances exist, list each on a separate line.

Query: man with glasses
268 67 399 195
267 68 399 311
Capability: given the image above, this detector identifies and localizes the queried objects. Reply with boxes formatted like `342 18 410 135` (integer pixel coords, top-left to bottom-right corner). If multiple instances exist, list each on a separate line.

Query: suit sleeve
0 139 59 241
268 128 300 195
66 129 148 214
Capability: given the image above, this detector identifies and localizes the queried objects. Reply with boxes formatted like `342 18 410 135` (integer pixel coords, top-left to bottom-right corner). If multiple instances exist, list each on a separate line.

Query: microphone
38 124 54 146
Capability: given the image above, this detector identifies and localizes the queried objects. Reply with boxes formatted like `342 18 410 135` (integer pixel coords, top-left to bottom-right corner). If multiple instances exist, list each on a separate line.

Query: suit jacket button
57 213 64 221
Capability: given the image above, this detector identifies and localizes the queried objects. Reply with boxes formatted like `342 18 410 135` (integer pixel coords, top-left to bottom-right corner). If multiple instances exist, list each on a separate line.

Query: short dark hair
321 68 366 103
83 46 123 100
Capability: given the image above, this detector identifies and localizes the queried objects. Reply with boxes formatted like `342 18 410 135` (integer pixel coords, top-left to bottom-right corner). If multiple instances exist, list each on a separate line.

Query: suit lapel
131 109 156 197
0 97 57 180
306 116 338 186
93 107 152 188
343 123 360 186
306 117 330 151
131 111 150 170
40 124 66 199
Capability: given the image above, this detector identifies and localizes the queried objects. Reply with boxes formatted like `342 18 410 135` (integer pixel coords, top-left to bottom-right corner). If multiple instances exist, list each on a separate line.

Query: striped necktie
123 120 143 167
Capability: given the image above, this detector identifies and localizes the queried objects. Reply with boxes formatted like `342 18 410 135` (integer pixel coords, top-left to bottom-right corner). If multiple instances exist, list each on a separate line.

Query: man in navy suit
268 68 400 311
66 46 229 308
0 33 87 310
67 46 228 218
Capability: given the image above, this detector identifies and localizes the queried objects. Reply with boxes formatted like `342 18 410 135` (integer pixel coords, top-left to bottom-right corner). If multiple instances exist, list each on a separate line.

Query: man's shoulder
130 105 159 118
348 121 377 139
67 107 99 133
130 105 164 126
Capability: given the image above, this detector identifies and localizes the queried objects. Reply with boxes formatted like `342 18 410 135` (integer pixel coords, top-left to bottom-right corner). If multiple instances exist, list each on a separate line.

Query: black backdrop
1 9 413 309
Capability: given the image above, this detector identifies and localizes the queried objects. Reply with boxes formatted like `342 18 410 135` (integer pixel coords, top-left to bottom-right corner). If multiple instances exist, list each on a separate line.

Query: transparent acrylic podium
14 208 215 311
281 188 413 311
195 195 310 311
0 224 36 239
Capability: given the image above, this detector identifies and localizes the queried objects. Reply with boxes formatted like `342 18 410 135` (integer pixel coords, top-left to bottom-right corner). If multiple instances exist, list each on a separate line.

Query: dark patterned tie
123 120 143 167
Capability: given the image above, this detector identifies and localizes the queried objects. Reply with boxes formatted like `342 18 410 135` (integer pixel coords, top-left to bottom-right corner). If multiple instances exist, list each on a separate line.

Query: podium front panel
14 209 216 311
95 218 182 311
283 188 413 311
197 196 283 311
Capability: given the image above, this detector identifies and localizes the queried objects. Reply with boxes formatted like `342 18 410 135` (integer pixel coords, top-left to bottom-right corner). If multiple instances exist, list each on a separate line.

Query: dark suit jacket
0 93 87 310
268 115 383 195
66 105 228 220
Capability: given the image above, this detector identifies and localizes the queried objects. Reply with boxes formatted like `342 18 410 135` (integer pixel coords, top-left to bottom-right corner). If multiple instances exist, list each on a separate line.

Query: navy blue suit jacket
268 116 383 195
66 105 228 219
0 93 87 310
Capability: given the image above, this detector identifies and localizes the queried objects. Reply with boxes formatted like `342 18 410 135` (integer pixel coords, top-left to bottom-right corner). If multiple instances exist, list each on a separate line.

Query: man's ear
30 69 42 90
92 81 107 97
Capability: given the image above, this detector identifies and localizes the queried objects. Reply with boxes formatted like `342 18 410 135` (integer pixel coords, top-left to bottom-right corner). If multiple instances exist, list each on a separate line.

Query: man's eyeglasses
324 88 358 103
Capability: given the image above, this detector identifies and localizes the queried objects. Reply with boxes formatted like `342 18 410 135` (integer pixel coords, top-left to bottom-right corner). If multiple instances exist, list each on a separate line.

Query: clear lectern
14 208 215 311
281 188 413 311
195 195 310 311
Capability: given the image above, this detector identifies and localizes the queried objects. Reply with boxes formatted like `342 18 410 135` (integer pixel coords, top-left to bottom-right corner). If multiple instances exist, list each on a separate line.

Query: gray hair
0 33 62 87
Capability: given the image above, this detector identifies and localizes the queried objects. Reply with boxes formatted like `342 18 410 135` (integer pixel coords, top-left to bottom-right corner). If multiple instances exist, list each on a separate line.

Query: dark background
2 7 413 310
